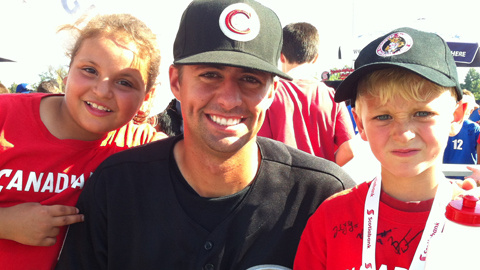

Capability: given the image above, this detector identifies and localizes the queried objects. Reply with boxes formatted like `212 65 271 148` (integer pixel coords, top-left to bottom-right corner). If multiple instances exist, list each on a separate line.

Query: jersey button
204 241 213 250
204 263 214 270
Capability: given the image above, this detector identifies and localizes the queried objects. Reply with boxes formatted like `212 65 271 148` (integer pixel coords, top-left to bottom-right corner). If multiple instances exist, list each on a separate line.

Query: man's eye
242 76 260 83
200 72 219 78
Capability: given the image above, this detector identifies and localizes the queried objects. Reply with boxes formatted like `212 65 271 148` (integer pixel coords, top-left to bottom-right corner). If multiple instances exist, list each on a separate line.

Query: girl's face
61 35 151 141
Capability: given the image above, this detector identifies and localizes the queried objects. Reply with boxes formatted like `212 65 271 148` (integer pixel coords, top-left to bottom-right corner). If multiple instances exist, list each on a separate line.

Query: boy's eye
415 111 433 117
375 115 391 121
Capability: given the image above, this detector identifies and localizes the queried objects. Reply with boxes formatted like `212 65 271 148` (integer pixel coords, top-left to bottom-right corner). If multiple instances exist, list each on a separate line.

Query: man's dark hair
282 22 319 64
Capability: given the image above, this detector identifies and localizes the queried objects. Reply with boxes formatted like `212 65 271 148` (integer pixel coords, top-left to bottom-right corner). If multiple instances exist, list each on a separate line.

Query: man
55 1 355 269
258 22 355 162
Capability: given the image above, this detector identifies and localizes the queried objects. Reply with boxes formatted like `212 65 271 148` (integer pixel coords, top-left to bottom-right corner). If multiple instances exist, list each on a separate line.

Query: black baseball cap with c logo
173 0 292 80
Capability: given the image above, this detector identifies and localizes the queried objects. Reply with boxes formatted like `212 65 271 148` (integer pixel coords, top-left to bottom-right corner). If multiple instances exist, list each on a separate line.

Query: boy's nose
391 121 416 143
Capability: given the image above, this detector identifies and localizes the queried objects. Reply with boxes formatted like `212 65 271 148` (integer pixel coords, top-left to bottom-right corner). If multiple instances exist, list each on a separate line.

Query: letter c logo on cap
219 3 260 42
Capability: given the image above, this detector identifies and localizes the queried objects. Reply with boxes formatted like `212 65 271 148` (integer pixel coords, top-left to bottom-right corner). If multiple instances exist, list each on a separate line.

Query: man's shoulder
99 135 177 168
258 137 354 185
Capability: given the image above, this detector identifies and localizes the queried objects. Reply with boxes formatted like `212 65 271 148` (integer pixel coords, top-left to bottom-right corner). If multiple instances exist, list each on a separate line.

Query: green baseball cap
335 27 462 102
173 0 292 80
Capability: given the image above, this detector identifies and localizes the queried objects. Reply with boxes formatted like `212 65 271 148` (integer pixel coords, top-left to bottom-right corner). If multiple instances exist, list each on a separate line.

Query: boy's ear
453 101 467 122
352 108 368 141
63 76 68 85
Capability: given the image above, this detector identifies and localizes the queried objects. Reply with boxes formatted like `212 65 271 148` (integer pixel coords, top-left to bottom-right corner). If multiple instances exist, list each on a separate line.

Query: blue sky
1 0 479 112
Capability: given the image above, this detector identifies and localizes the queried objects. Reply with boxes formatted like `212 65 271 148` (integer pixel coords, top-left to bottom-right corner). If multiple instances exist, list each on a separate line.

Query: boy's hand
0 203 84 246
465 166 480 186
451 178 480 200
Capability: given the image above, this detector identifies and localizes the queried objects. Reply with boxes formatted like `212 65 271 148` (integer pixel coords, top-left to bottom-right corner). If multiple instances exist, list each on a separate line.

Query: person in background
258 22 354 161
155 98 183 137
15 83 34 93
0 82 9 94
295 27 470 270
0 13 162 270
443 89 480 167
55 1 355 269
37 79 61 93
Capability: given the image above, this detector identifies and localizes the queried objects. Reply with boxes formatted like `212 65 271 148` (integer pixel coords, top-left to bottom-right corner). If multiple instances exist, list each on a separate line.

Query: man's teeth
86 101 112 112
210 115 241 126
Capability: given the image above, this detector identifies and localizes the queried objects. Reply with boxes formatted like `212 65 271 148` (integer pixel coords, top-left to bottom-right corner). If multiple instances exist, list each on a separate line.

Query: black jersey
56 136 355 270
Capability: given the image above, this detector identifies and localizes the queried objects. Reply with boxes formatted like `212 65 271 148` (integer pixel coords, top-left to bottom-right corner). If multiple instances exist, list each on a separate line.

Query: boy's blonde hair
355 67 457 115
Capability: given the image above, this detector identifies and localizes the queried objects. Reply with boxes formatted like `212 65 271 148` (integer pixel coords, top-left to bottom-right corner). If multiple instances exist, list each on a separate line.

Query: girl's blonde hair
59 13 161 92
355 67 457 115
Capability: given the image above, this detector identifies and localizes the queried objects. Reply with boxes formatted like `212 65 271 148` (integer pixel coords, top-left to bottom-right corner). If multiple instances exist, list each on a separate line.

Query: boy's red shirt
294 181 434 270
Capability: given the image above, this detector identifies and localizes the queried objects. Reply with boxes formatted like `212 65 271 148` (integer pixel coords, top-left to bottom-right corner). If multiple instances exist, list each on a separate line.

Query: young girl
0 13 162 270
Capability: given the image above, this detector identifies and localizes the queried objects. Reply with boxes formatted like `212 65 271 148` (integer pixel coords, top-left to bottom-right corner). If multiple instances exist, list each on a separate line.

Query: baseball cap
16 83 33 93
335 27 462 102
173 0 292 80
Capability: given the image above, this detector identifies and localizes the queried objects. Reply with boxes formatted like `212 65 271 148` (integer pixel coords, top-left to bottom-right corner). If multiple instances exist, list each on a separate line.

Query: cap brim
335 62 462 102
174 50 292 80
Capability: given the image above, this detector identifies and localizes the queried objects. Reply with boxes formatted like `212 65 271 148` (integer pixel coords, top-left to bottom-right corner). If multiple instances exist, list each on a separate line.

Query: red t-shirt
258 79 354 161
294 181 434 270
0 93 158 270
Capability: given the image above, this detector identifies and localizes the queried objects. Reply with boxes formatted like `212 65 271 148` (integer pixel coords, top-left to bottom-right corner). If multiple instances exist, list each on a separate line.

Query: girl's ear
144 85 156 102
352 108 367 141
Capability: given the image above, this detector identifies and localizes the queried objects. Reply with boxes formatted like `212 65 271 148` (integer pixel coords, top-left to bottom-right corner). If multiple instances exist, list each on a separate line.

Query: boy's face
354 90 459 178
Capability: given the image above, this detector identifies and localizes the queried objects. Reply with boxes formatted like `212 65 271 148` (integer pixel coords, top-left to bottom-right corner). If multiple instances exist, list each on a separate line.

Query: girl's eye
375 115 391 121
415 111 433 117
118 80 133 88
82 67 97 75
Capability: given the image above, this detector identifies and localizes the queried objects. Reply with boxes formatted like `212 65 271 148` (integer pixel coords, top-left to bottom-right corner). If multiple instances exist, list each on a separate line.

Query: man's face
169 64 276 154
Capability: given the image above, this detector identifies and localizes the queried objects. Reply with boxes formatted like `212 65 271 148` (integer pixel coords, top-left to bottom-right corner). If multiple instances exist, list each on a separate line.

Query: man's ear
63 76 68 85
169 65 181 102
352 108 367 141
264 79 278 109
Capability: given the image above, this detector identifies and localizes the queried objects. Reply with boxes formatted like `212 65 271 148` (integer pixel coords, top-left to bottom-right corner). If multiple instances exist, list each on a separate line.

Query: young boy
294 27 464 270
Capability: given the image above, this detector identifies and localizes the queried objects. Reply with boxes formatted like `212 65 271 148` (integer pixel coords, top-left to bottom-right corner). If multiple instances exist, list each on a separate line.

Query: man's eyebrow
193 64 225 71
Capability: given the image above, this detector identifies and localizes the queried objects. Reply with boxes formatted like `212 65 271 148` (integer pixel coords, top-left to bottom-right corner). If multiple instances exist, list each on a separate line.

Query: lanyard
361 176 452 270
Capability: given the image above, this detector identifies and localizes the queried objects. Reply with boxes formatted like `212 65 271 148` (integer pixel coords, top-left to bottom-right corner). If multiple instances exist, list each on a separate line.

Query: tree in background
36 65 68 93
460 68 480 100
